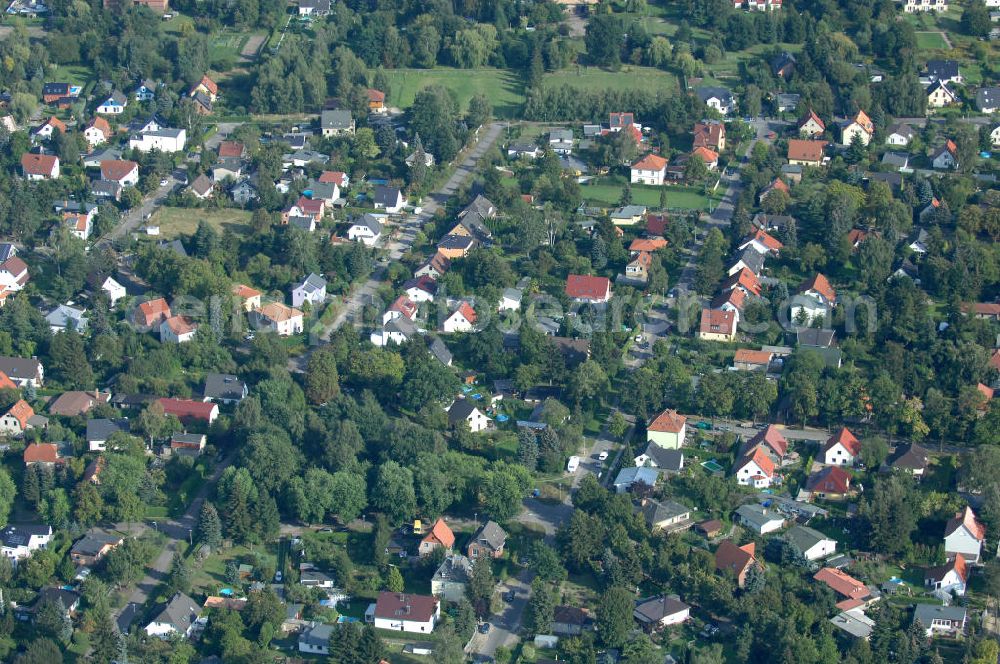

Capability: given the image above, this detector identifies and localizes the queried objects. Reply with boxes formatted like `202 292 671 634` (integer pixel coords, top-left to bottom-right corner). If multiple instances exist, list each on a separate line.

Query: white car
160 178 169 186
598 451 609 461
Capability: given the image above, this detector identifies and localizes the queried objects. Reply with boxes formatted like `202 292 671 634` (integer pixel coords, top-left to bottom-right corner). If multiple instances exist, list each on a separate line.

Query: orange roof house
946 506 986 543
0 371 16 391
715 540 759 588
565 275 612 303
798 108 826 135
722 268 762 297
368 88 386 111
814 567 869 604
135 297 171 327
649 409 686 434
787 139 827 165
744 424 788 458
629 237 668 253
822 427 861 464
632 154 668 172
418 518 455 556
693 122 725 150
799 273 836 304
692 146 719 167
698 308 738 341
733 349 773 369
4 399 35 433
24 442 61 466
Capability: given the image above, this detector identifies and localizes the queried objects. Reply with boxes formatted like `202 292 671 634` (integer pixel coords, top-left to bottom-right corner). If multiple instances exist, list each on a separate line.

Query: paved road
292 122 505 361
115 452 236 631
203 122 244 151
94 175 182 249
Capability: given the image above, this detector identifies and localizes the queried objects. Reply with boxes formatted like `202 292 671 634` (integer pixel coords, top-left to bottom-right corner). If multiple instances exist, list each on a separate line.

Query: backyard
380 68 525 117
541 65 680 94
150 206 252 239
580 177 723 211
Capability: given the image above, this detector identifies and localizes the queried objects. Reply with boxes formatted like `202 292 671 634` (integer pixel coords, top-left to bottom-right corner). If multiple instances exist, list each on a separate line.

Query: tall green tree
596 586 634 648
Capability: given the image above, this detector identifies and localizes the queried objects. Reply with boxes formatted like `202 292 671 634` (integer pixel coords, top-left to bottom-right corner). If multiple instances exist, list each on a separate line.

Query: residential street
115 452 237 632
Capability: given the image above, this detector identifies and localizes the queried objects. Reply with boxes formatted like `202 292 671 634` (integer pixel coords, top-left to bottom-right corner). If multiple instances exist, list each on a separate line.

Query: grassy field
50 65 93 86
542 65 680 93
580 179 722 211
151 206 252 239
381 68 525 117
915 31 950 50
210 32 251 63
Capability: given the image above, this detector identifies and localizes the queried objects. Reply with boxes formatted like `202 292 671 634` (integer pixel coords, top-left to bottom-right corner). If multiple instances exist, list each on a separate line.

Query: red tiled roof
24 442 58 464
712 288 746 311
787 139 826 162
136 297 171 327
853 110 874 134
630 237 668 253
945 506 985 542
258 302 302 322
800 273 836 302
157 398 218 422
806 466 852 494
368 88 386 103
692 146 719 164
632 154 667 171
693 122 724 149
814 567 867 599
218 141 244 158
699 308 737 336
565 274 611 301
734 349 772 366
1 257 29 284
646 213 668 236
21 152 58 175
0 371 15 391
798 109 825 131
319 171 348 186
746 229 783 253
43 116 67 133
100 159 138 183
715 540 756 575
86 116 111 138
722 268 762 297
198 75 218 95
163 315 197 336
978 383 995 401
824 427 860 457
648 408 686 433
456 302 477 324
390 295 418 320
232 284 261 299
945 139 957 155
739 446 775 478
747 425 788 457
422 518 455 549
926 554 968 585
847 229 869 247
373 592 439 623
968 303 1000 317
6 399 35 429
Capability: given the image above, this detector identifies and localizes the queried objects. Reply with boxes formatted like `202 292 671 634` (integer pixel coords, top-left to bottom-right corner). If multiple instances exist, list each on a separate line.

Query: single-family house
404 276 439 303
885 443 929 477
189 75 218 102
925 554 968 596
787 139 826 167
776 93 800 113
347 214 382 246
507 142 541 159
47 390 108 417
415 252 450 280
976 86 1000 113
33 116 66 140
633 596 690 631
372 185 404 213
83 117 112 147
171 432 207 455
926 79 957 109
552 605 589 636
1 524 52 562
633 444 684 474
431 555 473 602
160 315 198 343
912 604 966 638
370 316 417 347
944 506 985 563
100 160 139 187
298 622 333 655
646 408 686 449
156 398 219 424
771 51 796 78
610 204 647 226
372 592 440 633
129 128 186 153
135 297 171 328
612 466 660 494
203 373 247 405
694 86 736 115
86 418 128 451
292 273 327 308
693 121 726 151
822 427 860 466
735 503 785 534
784 525 836 561
45 304 88 333
418 518 455 557
733 349 772 372
565 274 612 304
252 302 304 336
467 521 507 560
733 447 776 488
447 399 490 433
321 109 354 136
698 308 738 342
23 443 61 467
144 592 200 639
1 400 38 436
925 59 962 84
442 302 476 333
739 229 783 256
840 110 874 146
758 177 790 205
549 129 574 155
21 153 59 180
188 174 214 200
805 466 853 499
94 275 126 306
886 123 916 146
814 567 877 608
135 79 157 102
714 539 760 588
630 154 668 185
798 109 826 138
70 530 123 566
932 140 958 169
691 146 719 170
625 251 652 282
0 356 42 387
96 91 127 115
640 498 693 533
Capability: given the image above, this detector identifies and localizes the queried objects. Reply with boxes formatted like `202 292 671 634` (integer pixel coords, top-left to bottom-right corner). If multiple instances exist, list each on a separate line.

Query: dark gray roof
694 86 734 103
354 213 382 234
71 530 122 556
1 524 51 547
471 521 507 551
926 59 960 80
321 109 353 130
86 418 129 442
203 373 246 401
0 356 41 381
427 336 453 366
886 443 929 471
448 399 479 423
887 123 915 140
0 243 15 262
373 185 402 207
976 86 1000 111
432 554 472 584
913 603 966 627
158 239 188 257
91 180 123 198
638 444 684 471
190 174 214 196
385 316 417 339
633 596 690 623
641 499 690 526
784 525 832 553
882 151 910 168
152 593 199 632
796 328 834 348
732 247 765 274
299 273 327 293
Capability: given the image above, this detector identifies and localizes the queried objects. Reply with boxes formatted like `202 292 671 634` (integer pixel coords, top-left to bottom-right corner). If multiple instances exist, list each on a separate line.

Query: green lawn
580 178 722 211
915 31 949 50
542 66 679 94
150 206 252 239
380 68 526 117
50 65 93 86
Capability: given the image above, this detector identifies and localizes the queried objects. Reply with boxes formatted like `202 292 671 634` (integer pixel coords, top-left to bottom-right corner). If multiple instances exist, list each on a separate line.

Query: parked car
598 451 609 461
478 622 491 634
